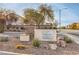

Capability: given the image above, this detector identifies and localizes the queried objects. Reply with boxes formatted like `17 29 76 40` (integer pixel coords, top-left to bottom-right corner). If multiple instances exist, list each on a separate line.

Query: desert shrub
16 45 26 49
0 37 8 42
64 36 72 43
32 39 41 48
16 37 19 39
0 24 5 33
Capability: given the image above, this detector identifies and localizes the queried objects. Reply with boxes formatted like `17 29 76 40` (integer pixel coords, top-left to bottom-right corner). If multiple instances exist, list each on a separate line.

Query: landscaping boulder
57 36 66 48
49 44 57 50
40 43 50 50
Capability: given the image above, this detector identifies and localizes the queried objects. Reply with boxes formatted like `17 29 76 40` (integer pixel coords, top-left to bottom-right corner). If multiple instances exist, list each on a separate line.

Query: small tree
23 8 44 27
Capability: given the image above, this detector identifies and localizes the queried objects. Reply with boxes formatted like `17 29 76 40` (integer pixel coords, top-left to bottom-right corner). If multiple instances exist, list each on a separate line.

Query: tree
0 8 7 32
0 8 7 25
23 8 36 25
34 12 44 26
8 13 18 22
39 4 54 24
6 12 18 25
0 8 18 25
23 8 44 26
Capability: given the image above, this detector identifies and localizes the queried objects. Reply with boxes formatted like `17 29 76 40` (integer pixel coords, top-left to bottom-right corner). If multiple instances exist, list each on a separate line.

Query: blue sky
0 3 79 26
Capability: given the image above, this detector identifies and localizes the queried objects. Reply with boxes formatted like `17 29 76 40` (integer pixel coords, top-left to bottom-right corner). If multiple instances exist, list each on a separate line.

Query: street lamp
58 8 67 31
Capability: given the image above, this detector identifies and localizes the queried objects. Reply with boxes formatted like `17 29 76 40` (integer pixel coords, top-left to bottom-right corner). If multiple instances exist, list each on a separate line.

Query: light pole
58 8 67 32
59 9 61 29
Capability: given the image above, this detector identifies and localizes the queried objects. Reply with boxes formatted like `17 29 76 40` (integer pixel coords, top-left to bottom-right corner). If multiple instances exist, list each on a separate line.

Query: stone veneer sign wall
34 29 57 41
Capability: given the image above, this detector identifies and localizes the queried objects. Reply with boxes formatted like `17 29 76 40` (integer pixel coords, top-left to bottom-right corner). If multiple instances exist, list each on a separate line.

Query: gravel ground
0 37 79 55
0 38 32 54
32 43 79 55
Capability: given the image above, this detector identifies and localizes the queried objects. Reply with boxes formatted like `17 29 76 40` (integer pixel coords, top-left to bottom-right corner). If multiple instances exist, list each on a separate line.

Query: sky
0 3 79 26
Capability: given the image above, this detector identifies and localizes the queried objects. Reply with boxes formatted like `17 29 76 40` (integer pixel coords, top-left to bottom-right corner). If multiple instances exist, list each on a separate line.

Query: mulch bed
0 37 79 55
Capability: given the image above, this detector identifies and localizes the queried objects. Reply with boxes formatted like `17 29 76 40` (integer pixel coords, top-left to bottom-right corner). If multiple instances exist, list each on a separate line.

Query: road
60 29 79 44
61 29 79 36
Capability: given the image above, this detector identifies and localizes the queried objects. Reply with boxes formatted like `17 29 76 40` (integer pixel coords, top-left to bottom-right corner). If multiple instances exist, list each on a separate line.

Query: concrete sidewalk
60 33 79 44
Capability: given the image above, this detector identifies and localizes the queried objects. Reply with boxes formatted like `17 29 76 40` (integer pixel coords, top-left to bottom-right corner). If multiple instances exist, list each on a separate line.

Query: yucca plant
32 39 41 48
64 36 72 43
0 24 5 33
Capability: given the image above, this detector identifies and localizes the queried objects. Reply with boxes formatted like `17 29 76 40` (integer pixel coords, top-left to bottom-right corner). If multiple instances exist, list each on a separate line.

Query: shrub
64 36 72 43
32 39 41 48
0 24 5 33
16 37 19 39
0 37 8 42
16 45 26 49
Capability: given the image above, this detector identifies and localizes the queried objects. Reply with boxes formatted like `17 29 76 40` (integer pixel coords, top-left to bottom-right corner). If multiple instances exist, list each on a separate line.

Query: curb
0 51 27 55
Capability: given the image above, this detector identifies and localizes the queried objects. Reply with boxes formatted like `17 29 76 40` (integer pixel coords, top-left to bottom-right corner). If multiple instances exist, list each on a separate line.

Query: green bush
32 39 41 48
0 37 8 42
64 36 72 43
0 24 5 33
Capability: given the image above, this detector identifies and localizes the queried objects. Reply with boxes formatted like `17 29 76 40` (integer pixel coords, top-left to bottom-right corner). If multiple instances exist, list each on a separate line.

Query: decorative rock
43 45 49 50
41 44 50 50
57 36 66 48
58 36 64 40
49 44 57 50
60 40 66 47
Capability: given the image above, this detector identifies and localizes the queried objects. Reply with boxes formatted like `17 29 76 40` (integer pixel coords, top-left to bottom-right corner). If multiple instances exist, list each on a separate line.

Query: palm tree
39 4 54 24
